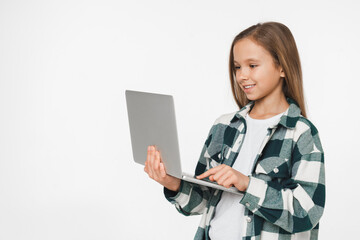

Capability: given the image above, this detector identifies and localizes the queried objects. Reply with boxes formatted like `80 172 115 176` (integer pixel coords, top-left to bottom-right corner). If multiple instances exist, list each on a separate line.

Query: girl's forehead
233 38 270 61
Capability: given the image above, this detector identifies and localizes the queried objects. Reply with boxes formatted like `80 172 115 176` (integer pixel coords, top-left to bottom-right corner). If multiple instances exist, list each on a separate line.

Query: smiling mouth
244 84 256 89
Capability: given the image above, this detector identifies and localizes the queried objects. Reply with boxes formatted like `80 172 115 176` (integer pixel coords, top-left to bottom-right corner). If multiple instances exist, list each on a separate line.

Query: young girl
144 22 325 240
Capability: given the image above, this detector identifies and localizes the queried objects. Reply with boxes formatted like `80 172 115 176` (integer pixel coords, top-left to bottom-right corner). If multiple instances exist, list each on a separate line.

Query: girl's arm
144 145 181 192
240 120 325 233
163 121 221 216
145 144 211 216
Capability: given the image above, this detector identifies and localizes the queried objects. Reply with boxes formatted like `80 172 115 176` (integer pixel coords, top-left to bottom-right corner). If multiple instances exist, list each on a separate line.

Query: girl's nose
236 68 250 81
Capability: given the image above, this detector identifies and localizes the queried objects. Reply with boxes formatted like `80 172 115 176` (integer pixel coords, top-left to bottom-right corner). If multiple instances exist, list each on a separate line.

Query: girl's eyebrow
234 58 260 64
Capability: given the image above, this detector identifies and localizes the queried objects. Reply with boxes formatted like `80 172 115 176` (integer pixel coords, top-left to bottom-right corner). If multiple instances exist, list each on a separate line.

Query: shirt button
274 167 279 173
246 216 252 223
245 202 250 207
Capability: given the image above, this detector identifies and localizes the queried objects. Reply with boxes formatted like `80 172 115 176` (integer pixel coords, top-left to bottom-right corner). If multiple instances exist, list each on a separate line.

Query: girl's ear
279 67 285 78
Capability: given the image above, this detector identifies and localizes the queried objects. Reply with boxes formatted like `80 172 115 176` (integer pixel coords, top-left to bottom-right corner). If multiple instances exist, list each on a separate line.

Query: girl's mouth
243 84 255 93
244 84 255 89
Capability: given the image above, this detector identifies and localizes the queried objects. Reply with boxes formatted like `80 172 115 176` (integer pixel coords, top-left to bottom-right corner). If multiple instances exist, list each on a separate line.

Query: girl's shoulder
295 115 321 137
291 116 323 152
213 111 239 126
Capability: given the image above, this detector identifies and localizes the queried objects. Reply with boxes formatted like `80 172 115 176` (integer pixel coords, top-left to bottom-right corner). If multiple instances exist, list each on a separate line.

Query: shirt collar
230 97 302 129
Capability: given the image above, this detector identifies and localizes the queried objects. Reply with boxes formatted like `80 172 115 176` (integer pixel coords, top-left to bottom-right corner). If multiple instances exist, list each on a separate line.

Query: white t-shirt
209 111 285 240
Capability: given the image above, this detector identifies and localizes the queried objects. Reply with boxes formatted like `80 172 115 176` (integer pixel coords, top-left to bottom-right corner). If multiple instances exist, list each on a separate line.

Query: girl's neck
249 94 289 120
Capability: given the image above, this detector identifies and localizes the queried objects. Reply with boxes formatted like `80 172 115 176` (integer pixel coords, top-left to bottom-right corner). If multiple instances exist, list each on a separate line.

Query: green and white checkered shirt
164 97 325 240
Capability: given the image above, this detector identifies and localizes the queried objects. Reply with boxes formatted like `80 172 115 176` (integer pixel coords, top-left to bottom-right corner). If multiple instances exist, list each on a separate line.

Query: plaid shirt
164 98 325 240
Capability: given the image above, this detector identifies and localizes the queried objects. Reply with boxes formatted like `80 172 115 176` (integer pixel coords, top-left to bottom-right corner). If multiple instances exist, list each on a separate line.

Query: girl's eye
250 64 257 68
235 66 240 69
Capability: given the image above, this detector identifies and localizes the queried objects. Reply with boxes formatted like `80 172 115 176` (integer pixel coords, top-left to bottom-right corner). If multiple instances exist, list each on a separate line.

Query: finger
160 162 166 178
209 175 214 181
144 161 148 173
196 165 225 179
148 145 156 178
145 146 150 174
157 150 167 178
146 145 151 163
198 165 223 179
216 170 233 186
222 175 236 188
196 169 214 179
154 149 160 172
150 145 158 167
152 150 163 180
144 147 150 176
213 165 232 183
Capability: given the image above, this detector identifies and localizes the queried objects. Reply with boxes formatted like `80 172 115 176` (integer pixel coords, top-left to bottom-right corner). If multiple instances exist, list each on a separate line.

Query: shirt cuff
163 180 185 201
240 176 268 212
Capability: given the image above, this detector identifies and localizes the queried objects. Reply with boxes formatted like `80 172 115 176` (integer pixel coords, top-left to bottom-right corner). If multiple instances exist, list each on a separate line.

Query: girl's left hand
196 164 249 192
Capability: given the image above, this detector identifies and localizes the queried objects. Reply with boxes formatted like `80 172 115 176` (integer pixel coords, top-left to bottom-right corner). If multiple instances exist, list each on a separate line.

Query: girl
144 22 325 240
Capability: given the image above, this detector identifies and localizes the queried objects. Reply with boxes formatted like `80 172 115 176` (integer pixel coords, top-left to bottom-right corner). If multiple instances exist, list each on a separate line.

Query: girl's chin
245 95 257 101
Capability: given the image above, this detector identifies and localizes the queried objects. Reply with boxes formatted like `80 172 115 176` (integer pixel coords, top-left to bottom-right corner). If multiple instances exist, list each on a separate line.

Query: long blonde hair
229 22 307 118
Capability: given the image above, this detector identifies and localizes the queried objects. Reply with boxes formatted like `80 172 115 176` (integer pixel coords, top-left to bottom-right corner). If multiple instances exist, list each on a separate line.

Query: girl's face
233 38 285 102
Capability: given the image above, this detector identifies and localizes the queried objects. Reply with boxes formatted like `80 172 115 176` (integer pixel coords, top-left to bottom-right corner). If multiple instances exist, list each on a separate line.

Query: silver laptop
125 90 243 195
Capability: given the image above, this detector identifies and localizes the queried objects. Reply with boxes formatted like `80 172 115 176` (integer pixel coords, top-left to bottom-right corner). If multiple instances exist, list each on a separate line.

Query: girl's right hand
144 145 181 192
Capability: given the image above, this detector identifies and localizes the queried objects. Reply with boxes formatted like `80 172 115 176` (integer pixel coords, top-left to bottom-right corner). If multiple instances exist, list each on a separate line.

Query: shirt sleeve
163 120 220 216
163 180 212 216
240 121 325 233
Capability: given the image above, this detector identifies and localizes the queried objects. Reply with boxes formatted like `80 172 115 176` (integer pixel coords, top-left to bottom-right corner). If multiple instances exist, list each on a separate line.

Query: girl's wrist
238 175 249 192
243 176 250 191
165 178 181 192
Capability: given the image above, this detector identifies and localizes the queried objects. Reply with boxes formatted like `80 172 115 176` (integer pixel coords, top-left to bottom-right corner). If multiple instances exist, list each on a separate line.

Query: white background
0 0 359 239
